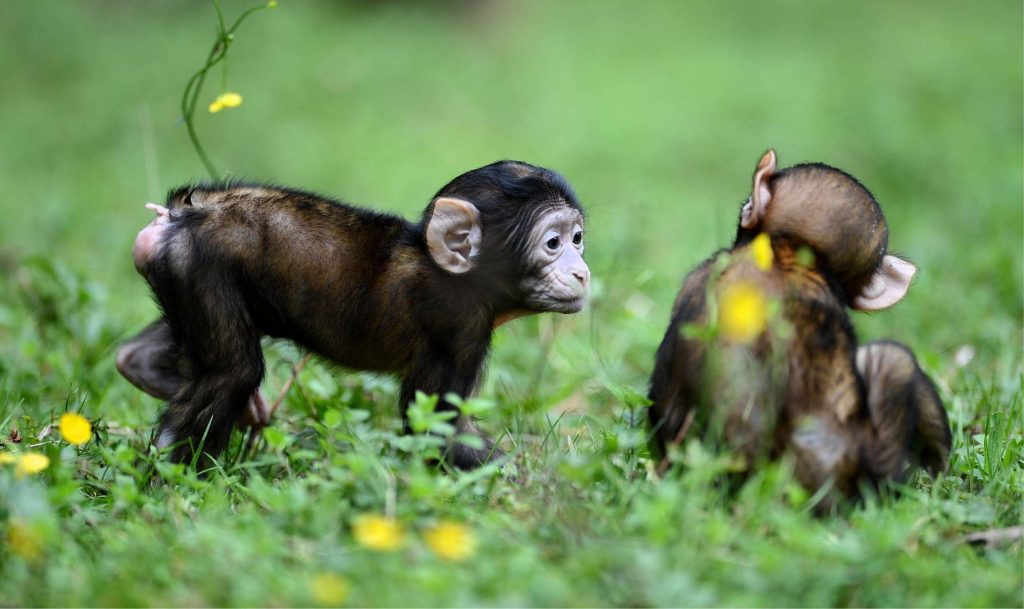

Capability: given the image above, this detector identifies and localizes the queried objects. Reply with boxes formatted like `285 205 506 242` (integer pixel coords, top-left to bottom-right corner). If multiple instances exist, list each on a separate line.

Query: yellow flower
750 233 773 271
718 281 767 344
15 452 50 477
60 412 92 445
209 92 243 113
218 92 243 107
310 572 349 606
352 514 405 551
267 0 278 7
424 520 477 562
0 452 15 464
6 519 43 562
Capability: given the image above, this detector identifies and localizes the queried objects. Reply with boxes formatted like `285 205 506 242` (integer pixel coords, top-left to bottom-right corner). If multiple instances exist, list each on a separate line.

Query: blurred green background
2 0 1020 358
0 1 1021 606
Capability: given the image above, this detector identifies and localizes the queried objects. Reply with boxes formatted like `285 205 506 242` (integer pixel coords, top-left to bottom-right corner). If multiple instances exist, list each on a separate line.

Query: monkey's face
518 207 590 313
424 161 589 316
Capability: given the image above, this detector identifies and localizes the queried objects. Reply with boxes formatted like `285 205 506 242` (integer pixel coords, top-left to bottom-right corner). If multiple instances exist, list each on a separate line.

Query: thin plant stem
180 1 271 180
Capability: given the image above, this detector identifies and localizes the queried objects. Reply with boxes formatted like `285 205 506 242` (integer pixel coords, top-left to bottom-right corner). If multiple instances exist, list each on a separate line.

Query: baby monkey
118 160 590 468
648 150 950 506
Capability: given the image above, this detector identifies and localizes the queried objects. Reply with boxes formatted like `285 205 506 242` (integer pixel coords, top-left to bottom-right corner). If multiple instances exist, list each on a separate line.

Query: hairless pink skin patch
132 203 171 273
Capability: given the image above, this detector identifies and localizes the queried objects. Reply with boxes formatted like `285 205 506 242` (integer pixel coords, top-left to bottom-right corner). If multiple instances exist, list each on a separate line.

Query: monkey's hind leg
856 340 952 481
116 318 182 399
151 276 266 466
116 317 271 430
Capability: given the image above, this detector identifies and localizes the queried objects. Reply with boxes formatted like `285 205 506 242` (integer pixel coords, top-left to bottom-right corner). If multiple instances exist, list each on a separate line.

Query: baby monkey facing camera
648 150 950 506
118 160 590 469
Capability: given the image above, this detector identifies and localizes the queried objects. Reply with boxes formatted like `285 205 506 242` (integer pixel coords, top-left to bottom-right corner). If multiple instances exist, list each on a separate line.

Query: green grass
0 1 1021 606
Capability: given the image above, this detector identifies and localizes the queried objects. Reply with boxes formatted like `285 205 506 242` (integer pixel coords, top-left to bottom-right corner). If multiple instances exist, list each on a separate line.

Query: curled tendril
180 0 274 180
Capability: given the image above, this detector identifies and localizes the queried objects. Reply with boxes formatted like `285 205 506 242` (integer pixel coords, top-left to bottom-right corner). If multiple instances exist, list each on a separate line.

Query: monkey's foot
241 391 271 430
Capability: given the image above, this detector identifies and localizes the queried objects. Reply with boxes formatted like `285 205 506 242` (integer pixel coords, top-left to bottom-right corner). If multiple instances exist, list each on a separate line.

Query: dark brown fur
648 152 951 506
122 161 587 468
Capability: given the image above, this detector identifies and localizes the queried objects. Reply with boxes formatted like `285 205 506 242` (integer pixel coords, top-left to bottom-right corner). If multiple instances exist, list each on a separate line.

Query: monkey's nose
572 268 590 289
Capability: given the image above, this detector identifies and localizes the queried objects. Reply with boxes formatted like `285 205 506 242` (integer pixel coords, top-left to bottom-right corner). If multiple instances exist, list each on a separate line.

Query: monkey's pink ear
852 255 917 311
741 149 777 230
426 197 482 274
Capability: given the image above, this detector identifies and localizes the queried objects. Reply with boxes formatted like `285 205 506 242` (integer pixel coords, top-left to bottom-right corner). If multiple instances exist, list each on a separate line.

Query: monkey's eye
546 235 561 250
572 231 583 246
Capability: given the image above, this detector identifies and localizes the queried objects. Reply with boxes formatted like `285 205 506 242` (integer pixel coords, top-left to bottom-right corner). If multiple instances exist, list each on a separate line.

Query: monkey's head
737 150 916 311
421 160 590 313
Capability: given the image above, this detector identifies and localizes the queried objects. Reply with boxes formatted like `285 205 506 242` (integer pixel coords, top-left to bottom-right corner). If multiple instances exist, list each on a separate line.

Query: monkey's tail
164 185 202 211
145 202 170 218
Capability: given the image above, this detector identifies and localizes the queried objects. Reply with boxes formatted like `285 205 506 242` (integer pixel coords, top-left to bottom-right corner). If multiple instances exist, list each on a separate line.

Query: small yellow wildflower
0 452 15 464
209 92 243 113
267 0 278 7
310 572 349 606
218 92 243 107
15 452 50 477
6 519 43 562
424 520 477 562
352 514 405 551
750 233 773 271
59 412 92 445
718 281 767 344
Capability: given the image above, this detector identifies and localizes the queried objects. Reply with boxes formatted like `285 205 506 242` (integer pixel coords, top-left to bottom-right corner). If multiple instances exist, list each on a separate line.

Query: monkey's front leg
856 340 952 480
398 354 501 470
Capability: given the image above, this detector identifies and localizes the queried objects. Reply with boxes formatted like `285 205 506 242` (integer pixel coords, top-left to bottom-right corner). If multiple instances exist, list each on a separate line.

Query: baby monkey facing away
648 150 950 505
118 161 590 468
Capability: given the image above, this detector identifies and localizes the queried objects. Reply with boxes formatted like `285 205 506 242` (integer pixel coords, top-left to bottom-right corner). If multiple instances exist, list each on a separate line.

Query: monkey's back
767 243 866 495
649 239 869 495
157 184 429 372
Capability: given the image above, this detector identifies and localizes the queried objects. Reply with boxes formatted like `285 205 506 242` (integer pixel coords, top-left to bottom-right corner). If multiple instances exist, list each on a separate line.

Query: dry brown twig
269 353 312 419
959 526 1023 548
242 352 312 457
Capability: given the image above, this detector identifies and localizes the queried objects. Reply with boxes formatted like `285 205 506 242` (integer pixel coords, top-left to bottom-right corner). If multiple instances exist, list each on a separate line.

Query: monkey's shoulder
668 249 730 322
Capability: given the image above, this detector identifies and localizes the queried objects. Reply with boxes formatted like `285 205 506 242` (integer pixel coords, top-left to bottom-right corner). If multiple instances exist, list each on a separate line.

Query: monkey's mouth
523 290 587 314
549 295 586 313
